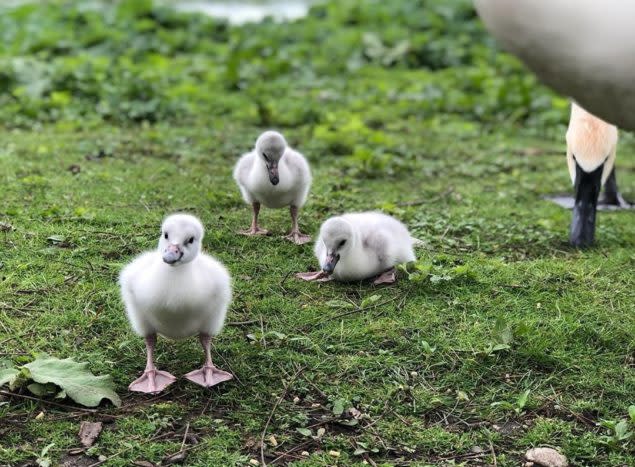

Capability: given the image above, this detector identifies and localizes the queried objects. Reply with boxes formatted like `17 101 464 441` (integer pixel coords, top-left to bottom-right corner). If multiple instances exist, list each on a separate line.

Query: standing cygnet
233 130 312 244
297 212 416 285
566 102 625 248
119 214 233 393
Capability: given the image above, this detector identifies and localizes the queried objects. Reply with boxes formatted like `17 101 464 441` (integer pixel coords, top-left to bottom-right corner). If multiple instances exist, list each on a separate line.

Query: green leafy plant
1 356 121 407
491 389 531 415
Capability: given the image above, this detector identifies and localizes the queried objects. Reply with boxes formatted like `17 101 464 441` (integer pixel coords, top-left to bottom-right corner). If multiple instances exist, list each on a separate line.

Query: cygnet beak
322 252 340 274
163 244 183 265
267 161 279 185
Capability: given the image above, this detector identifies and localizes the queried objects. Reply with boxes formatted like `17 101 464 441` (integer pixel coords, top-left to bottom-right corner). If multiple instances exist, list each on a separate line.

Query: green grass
1 1 635 466
1 121 634 466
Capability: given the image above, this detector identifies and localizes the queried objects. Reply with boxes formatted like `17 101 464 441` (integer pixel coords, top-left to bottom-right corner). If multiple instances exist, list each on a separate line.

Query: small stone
328 450 340 457
525 447 568 467
249 459 259 466
98 455 107 462
316 428 325 438
35 412 45 420
268 435 278 447
410 371 418 377
301 451 310 457
293 396 300 403
471 446 484 454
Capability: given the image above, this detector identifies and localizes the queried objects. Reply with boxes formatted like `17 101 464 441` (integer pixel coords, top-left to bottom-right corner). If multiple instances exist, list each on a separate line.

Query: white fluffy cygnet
233 130 312 244
119 213 233 393
297 212 416 284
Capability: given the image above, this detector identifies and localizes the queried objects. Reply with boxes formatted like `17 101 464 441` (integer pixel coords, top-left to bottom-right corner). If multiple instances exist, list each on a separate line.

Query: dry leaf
163 451 187 465
79 421 103 447
132 461 155 467
525 447 568 467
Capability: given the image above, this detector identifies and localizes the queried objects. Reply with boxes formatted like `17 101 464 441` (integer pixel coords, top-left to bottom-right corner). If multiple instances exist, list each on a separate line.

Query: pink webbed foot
239 226 269 236
185 364 233 388
373 268 397 285
296 271 333 282
284 231 312 245
129 369 176 394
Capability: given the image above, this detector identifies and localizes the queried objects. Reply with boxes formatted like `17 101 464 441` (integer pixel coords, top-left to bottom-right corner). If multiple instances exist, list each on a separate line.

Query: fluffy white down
233 134 311 209
119 221 232 340
314 212 416 282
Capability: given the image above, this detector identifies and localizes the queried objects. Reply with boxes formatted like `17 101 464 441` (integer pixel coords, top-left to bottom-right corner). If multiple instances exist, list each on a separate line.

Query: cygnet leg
185 334 233 388
373 268 397 285
240 202 269 236
129 334 176 394
285 205 311 245
296 270 333 282
599 168 630 208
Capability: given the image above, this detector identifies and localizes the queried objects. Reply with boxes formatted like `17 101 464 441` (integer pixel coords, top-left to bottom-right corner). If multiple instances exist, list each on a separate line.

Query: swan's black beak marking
267 161 279 185
569 158 604 248
322 252 340 274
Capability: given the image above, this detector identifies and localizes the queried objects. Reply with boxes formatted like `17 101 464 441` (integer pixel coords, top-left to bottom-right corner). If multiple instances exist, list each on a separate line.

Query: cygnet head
158 214 204 266
255 131 287 186
319 217 354 274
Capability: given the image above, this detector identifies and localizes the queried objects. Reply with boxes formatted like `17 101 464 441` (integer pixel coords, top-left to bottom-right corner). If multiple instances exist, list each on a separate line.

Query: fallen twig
260 365 306 467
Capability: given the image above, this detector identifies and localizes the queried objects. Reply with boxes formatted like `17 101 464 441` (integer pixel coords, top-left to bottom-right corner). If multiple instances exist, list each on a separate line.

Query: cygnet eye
187 237 195 245
338 239 346 248
263 152 270 162
164 232 168 240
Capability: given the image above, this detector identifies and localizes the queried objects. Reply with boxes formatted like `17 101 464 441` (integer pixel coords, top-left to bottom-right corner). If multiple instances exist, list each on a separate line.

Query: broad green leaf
338 419 359 426
332 398 345 416
421 340 436 356
491 343 510 352
0 368 19 387
28 383 55 397
493 317 513 345
296 427 312 437
24 356 121 407
614 420 632 441
360 294 381 308
516 389 530 410
325 299 354 309
629 405 635 423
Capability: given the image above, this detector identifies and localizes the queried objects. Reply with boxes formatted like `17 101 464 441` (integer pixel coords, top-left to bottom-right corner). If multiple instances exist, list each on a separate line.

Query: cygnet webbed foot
185 364 233 388
129 369 176 394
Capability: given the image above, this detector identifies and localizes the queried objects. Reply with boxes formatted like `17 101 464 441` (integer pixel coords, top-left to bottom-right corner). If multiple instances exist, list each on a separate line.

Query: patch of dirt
59 453 96 467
